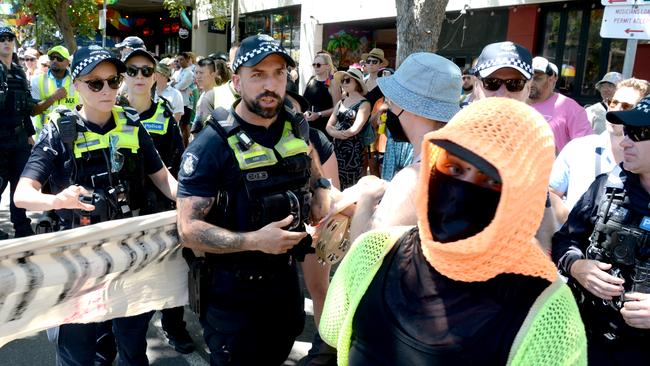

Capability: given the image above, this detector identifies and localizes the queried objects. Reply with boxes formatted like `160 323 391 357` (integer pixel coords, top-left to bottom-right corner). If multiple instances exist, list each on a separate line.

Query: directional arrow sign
601 0 650 5
601 4 650 39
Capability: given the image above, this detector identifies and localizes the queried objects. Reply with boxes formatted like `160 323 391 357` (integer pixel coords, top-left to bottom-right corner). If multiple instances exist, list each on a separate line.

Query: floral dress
334 99 369 189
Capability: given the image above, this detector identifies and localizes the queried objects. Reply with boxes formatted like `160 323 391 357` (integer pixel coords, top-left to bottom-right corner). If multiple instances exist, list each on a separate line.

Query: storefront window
540 11 561 62
557 10 582 94
608 39 626 75
243 6 301 61
582 9 604 97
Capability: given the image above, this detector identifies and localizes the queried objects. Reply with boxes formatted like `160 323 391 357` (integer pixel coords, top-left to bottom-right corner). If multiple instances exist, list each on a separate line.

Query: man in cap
471 42 558 253
347 52 461 241
0 25 36 239
154 60 184 123
527 56 593 153
115 36 146 59
176 34 330 365
550 78 649 221
31 45 77 139
552 95 650 364
586 71 624 134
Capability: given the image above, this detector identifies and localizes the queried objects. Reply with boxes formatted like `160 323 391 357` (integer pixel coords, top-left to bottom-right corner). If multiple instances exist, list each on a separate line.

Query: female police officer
15 45 177 366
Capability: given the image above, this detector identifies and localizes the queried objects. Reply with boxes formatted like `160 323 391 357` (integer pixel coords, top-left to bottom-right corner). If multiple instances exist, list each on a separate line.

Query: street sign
601 0 649 6
601 4 650 39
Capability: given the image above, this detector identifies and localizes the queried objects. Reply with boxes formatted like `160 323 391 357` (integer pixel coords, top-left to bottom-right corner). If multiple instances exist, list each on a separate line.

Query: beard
243 91 284 119
462 85 473 92
529 87 540 100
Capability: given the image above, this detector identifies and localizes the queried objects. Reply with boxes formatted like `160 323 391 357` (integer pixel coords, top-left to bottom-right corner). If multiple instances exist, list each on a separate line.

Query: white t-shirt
155 85 185 117
549 132 616 210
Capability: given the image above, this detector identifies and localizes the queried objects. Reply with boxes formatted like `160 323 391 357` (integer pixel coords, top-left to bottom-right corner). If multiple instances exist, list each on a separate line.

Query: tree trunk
53 0 77 53
395 0 449 67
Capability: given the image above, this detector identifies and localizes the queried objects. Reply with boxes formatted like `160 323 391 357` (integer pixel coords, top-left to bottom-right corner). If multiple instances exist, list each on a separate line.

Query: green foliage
326 31 361 66
163 0 231 30
11 0 98 48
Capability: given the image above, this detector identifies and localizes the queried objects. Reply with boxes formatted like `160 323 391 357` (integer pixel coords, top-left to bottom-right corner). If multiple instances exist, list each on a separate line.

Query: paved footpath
0 188 316 365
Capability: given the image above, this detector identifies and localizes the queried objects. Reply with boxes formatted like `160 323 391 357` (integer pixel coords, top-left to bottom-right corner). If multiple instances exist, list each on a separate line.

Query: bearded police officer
0 25 36 239
176 34 330 365
15 45 177 366
552 96 650 365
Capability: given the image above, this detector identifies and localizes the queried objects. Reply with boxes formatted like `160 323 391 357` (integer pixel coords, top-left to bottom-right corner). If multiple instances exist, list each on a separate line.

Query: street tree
395 0 449 66
163 0 231 30
12 0 99 52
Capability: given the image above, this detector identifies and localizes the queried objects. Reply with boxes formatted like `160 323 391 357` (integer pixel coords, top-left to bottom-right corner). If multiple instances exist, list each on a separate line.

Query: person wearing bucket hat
15 45 178 366
346 52 461 242
527 56 593 153
321 97 587 366
552 95 650 364
176 33 331 365
31 45 78 139
0 24 37 240
326 67 372 189
586 71 623 134
362 48 389 106
154 61 185 123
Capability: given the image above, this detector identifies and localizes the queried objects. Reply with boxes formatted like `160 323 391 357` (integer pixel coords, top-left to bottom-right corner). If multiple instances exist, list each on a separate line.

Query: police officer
0 25 36 239
176 34 330 365
31 45 78 139
552 95 650 365
121 47 193 354
14 45 177 366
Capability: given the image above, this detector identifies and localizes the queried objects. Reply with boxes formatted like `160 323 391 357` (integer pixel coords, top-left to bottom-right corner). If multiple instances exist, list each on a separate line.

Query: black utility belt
206 255 294 281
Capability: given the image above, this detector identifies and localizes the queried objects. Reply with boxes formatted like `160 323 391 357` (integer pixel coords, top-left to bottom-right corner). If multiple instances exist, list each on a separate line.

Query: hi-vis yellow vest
222 119 309 171
71 106 140 159
35 73 79 135
140 101 170 135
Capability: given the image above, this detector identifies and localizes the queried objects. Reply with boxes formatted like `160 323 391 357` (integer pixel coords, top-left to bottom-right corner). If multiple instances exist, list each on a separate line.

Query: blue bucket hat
377 52 461 122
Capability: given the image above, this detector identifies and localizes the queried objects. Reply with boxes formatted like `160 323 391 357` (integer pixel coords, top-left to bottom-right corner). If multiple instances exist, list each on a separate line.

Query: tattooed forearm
177 196 249 254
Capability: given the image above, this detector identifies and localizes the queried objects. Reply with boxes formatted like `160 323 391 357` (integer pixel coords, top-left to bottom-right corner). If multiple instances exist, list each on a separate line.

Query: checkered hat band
233 44 288 70
72 54 111 79
476 57 533 74
636 101 650 114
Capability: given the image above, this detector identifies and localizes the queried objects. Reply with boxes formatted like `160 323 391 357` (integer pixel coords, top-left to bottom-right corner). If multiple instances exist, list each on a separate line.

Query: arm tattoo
178 196 246 253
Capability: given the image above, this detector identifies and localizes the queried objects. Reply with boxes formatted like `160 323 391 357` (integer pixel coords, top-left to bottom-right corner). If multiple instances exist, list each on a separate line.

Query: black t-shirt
350 228 549 365
309 128 333 164
178 107 310 199
365 85 384 109
22 110 164 190
2 63 35 135
302 76 333 135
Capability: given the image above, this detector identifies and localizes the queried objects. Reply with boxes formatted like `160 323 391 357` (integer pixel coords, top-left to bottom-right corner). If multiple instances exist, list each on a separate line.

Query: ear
232 73 241 92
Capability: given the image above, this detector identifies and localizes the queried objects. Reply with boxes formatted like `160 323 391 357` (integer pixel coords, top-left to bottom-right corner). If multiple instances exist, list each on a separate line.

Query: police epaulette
121 106 141 126
157 96 174 118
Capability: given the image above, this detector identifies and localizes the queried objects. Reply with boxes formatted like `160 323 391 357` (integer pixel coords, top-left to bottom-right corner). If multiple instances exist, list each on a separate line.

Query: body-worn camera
77 180 132 226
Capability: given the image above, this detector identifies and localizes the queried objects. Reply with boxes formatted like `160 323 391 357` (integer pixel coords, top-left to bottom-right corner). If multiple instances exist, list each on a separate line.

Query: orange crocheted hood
416 97 557 283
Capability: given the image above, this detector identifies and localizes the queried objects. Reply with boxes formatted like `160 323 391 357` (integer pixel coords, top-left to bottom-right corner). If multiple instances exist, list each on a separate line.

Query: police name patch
641 216 650 232
142 122 164 131
182 153 198 176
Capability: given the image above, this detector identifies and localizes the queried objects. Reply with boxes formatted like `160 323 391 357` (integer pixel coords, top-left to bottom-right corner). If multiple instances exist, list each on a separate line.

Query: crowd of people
0 21 649 366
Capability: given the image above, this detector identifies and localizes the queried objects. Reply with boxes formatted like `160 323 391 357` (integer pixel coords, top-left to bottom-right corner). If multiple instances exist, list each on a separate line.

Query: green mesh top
320 227 587 366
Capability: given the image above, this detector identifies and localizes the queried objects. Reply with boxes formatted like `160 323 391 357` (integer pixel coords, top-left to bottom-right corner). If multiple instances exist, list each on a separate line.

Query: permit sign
601 0 648 5
601 4 650 39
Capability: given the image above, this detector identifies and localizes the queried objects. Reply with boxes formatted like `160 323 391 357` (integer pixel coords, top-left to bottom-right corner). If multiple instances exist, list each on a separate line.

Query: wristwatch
313 178 332 190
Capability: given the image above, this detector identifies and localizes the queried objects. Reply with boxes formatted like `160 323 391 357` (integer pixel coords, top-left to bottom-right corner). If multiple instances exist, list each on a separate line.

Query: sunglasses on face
624 125 650 142
49 55 66 63
312 63 323 68
481 77 527 92
341 77 353 85
366 58 381 65
81 75 123 92
609 99 635 111
126 65 155 78
0 35 14 43
24 57 36 62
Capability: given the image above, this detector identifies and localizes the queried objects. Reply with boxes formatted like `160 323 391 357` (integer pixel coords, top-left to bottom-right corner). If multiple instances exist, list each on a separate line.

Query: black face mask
427 168 501 243
385 109 409 143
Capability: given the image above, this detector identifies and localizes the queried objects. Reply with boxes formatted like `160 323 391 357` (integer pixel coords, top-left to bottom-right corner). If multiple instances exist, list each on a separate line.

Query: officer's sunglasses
0 35 15 43
81 75 123 92
481 77 528 92
623 125 650 142
125 65 155 78
49 55 66 63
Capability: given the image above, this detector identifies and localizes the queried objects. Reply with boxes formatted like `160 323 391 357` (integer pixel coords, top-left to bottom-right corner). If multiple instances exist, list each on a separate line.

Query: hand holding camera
53 185 95 211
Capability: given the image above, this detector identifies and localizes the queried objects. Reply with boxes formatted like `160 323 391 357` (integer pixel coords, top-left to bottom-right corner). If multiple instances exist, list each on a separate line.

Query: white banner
0 210 188 347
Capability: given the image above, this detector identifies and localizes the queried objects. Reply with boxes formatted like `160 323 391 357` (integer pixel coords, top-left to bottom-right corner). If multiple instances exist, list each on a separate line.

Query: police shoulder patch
182 153 198 176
